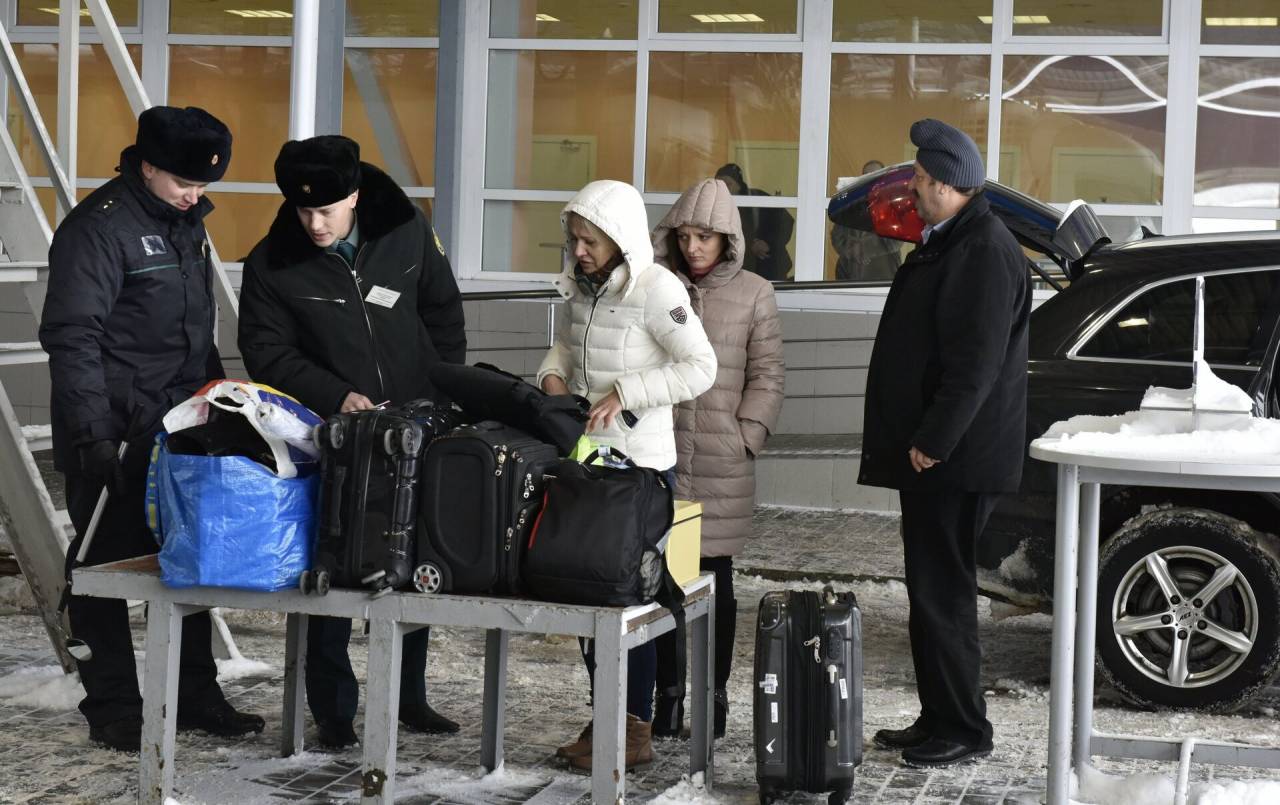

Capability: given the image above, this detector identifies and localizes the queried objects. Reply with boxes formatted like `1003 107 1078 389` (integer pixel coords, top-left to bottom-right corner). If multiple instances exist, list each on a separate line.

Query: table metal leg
140 600 184 805
1073 483 1102 769
1047 464 1082 805
480 628 509 772
688 585 715 787
361 618 404 805
282 612 309 756
591 612 627 805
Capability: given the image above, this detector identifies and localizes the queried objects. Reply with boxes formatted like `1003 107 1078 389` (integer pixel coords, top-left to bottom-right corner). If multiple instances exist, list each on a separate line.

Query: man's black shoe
400 703 459 734
901 737 993 768
873 721 930 750
316 719 358 749
176 699 266 737
89 715 142 752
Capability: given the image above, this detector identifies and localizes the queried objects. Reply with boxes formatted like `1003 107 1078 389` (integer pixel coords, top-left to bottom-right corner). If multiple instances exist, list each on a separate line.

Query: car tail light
868 170 925 243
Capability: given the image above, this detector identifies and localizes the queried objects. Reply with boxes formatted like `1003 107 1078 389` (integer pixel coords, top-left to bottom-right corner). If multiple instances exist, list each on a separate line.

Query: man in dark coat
39 105 266 752
238 135 466 748
714 163 794 281
859 119 1030 768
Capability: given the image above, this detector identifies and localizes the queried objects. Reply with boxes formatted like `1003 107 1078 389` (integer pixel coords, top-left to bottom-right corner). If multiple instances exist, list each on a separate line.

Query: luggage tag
365 285 401 308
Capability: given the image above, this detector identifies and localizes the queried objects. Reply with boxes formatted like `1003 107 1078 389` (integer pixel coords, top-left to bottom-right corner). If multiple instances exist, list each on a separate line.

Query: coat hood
263 162 416 269
651 178 745 287
554 180 655 301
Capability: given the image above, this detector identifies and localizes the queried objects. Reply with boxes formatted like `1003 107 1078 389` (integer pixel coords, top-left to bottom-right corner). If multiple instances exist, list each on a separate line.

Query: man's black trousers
305 618 432 726
64 437 222 729
899 489 999 747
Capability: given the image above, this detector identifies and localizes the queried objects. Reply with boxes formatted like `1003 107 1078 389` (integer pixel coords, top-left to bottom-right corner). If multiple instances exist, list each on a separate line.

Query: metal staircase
0 0 242 672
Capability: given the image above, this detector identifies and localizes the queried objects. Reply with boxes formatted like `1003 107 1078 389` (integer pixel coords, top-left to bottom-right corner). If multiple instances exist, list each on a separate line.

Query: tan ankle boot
569 715 653 771
556 721 592 760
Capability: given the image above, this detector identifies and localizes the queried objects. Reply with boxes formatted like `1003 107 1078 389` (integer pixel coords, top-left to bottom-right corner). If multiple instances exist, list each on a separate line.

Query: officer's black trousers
899 489 998 747
64 438 221 729
304 618 432 726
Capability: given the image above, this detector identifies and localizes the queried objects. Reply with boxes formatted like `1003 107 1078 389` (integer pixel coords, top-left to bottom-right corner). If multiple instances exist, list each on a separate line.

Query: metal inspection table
74 556 716 805
1030 440 1280 805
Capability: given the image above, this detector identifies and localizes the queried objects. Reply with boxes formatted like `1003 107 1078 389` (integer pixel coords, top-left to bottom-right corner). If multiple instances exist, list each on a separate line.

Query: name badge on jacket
365 285 401 309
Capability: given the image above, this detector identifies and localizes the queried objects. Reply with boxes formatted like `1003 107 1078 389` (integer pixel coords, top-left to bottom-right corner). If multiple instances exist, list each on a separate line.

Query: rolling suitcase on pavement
754 585 863 805
414 420 558 594
304 400 457 595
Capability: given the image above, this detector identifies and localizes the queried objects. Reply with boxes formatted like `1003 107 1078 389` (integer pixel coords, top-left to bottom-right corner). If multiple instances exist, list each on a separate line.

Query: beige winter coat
538 180 718 470
652 179 785 557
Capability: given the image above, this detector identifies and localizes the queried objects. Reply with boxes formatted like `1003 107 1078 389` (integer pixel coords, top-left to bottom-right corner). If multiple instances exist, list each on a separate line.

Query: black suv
831 166 1280 712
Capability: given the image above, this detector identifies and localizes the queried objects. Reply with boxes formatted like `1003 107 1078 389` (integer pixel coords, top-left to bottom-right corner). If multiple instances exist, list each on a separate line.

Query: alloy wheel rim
1111 544 1258 689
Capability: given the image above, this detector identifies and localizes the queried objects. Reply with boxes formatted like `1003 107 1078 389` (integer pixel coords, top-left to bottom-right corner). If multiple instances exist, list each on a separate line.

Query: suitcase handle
325 465 347 537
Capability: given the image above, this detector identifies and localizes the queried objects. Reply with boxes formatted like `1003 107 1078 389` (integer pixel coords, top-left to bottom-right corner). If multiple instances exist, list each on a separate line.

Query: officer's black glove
78 439 126 495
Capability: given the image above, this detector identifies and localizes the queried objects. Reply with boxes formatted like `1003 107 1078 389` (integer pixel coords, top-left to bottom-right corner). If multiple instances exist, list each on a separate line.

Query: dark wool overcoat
859 193 1031 493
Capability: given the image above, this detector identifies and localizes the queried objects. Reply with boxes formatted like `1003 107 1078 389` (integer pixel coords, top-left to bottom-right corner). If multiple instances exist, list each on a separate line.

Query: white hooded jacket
537 180 718 469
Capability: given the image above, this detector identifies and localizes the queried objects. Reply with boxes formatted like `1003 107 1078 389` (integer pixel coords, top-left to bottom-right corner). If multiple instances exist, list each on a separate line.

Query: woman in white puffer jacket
539 179 717 771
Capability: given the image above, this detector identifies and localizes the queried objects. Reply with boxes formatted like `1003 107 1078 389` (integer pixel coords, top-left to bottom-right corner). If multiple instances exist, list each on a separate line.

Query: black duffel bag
427 362 590 455
523 448 678 607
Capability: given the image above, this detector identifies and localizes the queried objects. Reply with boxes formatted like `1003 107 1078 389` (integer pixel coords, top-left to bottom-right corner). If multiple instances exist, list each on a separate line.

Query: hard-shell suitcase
305 400 457 595
754 585 863 805
415 420 558 594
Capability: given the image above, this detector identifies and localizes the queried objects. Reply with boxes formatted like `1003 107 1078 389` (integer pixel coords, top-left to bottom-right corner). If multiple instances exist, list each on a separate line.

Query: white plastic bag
162 380 322 479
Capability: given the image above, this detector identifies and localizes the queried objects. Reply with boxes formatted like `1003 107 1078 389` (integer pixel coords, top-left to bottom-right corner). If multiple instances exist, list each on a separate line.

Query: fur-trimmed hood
262 162 416 269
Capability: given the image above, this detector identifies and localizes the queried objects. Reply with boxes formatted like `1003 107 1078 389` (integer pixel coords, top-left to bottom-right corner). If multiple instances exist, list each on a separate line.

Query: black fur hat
274 135 363 207
135 106 231 183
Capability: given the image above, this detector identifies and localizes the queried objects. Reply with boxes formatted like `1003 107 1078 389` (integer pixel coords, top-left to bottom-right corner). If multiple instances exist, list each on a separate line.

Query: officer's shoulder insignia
669 305 688 325
433 229 446 257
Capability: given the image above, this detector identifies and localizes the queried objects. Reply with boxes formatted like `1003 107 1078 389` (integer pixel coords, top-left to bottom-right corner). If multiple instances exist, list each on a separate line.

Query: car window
1078 269 1280 365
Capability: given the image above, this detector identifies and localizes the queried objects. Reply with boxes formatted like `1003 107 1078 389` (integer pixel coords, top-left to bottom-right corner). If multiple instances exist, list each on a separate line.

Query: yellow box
667 500 703 587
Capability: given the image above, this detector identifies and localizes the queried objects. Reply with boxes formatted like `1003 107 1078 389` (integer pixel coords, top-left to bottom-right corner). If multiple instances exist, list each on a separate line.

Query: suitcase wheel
313 569 331 596
326 419 346 450
412 562 445 594
298 569 312 594
757 788 775 805
310 425 324 452
828 788 851 805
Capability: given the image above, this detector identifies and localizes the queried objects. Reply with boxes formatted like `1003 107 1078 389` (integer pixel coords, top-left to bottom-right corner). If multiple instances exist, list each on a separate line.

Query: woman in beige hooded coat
650 178 785 739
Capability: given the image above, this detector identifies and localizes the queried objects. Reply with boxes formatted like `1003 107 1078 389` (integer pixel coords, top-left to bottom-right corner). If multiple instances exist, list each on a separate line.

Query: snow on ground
1071 763 1280 805
0 664 82 709
3 508 1280 803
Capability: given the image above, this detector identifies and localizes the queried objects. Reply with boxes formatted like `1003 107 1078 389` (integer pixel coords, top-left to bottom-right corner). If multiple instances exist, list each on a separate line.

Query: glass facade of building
5 0 1278 278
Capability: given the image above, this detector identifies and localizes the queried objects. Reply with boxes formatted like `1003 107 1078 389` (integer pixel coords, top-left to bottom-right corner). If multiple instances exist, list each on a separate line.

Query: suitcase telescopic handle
326 465 347 537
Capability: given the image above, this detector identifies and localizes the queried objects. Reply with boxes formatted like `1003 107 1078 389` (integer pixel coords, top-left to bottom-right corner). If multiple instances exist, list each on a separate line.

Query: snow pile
1071 764 1280 804
0 576 35 612
0 665 83 709
997 540 1036 583
650 772 725 804
214 656 273 682
1036 364 1280 462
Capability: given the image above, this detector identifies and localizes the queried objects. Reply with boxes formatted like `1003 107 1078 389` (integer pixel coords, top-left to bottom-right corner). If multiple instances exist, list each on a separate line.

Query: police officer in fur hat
239 134 465 749
39 105 266 752
859 119 1030 768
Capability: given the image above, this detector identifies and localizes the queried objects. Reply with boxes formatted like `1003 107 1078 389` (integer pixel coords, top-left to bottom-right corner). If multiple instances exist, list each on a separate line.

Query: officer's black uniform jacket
39 146 223 473
238 163 466 417
858 193 1031 493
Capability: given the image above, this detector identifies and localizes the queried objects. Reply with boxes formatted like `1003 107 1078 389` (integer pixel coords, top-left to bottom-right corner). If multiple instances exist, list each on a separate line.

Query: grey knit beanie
910 119 985 189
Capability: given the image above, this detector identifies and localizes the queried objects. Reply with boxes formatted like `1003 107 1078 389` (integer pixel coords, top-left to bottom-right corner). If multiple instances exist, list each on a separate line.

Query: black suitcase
305 400 456 595
415 420 558 594
754 585 863 805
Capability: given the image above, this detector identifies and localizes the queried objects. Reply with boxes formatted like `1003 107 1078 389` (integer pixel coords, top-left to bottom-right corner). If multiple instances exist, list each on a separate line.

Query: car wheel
1097 508 1280 711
